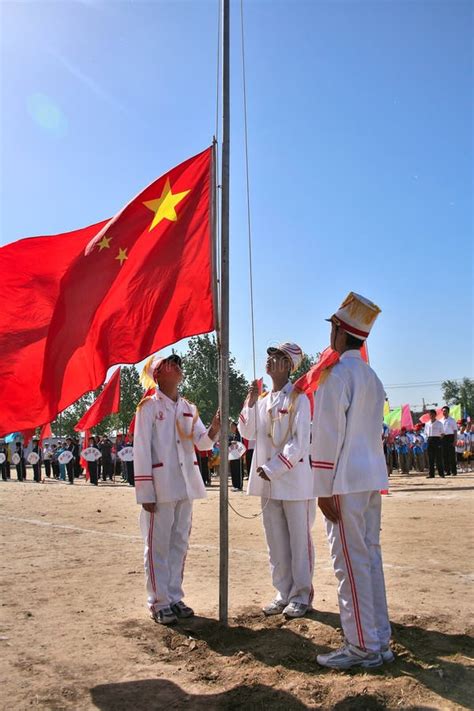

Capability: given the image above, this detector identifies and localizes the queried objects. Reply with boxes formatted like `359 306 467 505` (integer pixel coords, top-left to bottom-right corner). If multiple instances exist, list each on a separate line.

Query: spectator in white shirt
440 406 458 476
425 410 445 479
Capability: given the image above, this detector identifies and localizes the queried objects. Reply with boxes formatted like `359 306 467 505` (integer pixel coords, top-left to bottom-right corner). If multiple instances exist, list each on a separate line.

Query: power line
384 379 464 389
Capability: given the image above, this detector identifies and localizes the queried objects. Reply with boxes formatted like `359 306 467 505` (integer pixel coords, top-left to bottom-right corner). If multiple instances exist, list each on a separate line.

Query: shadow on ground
116 610 473 709
91 678 308 710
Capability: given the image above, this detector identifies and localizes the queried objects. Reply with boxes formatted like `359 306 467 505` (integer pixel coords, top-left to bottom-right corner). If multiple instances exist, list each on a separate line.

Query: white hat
328 292 381 339
267 342 303 373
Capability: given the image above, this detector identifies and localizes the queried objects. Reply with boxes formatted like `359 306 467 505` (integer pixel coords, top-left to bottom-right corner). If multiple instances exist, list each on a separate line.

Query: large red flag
0 148 214 434
74 367 121 432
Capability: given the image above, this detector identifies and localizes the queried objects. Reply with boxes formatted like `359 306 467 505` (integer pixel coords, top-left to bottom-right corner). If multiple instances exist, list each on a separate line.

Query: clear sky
1 0 472 410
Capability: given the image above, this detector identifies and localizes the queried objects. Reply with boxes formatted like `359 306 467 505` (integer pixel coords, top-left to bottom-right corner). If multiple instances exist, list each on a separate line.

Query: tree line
51 334 317 437
50 334 473 438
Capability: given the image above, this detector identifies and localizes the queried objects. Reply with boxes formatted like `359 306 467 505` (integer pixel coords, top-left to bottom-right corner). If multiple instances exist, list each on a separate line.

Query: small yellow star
97 235 112 251
143 177 191 231
115 247 128 266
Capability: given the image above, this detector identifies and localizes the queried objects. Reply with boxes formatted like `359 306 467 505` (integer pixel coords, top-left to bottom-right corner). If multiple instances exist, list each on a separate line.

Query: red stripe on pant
334 496 366 649
148 511 157 596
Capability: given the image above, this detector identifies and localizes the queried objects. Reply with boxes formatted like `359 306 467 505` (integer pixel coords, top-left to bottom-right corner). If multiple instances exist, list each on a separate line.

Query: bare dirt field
1 470 473 710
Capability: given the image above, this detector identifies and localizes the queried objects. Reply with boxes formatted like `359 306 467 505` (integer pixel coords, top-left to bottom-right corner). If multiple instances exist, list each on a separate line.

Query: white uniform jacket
134 390 215 505
311 350 388 497
238 382 314 500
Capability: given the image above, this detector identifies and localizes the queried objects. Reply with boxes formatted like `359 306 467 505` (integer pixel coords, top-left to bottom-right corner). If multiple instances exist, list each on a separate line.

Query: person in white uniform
134 353 220 625
311 292 392 670
239 342 315 619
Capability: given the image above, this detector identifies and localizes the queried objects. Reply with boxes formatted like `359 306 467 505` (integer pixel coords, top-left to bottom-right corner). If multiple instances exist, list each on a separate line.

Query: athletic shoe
150 606 177 625
380 645 395 663
263 599 287 616
170 601 194 619
283 601 308 618
317 643 383 670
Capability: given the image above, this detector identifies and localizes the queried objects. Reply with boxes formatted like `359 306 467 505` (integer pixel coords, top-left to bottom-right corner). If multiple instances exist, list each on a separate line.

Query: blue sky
1 0 472 410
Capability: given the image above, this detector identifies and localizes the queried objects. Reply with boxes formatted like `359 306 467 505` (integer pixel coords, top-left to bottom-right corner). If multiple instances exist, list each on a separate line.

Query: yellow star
97 235 112 251
143 177 190 231
115 247 128 266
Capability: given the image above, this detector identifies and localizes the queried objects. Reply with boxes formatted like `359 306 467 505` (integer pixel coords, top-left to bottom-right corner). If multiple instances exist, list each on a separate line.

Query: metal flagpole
218 0 230 625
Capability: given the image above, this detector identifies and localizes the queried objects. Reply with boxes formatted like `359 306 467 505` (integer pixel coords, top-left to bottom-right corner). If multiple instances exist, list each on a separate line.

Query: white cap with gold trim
327 292 381 340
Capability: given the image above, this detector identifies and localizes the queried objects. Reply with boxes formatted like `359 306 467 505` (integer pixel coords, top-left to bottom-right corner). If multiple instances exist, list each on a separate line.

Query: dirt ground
0 469 473 710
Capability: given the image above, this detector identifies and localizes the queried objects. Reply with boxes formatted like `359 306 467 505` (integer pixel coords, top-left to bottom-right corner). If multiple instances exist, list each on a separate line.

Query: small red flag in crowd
0 148 214 435
39 422 52 445
74 367 121 432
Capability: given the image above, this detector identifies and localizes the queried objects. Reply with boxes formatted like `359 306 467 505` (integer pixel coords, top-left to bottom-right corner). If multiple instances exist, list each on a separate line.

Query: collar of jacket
340 349 363 361
155 390 180 413
156 390 195 417
266 380 293 412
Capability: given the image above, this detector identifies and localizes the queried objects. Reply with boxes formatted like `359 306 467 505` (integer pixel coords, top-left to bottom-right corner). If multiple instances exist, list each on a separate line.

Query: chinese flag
0 148 214 434
74 367 121 432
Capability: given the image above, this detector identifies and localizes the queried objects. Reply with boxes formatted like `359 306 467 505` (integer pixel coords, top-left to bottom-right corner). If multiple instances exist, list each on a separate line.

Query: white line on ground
0 514 263 557
1 515 472 580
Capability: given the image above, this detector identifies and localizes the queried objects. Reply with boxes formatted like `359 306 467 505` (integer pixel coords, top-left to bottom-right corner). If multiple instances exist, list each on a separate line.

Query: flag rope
226 0 269 521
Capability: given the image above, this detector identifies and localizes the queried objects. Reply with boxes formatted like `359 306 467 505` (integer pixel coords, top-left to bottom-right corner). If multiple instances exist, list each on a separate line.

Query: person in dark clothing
100 437 113 480
245 440 254 480
440 406 458 476
31 437 42 482
425 410 445 479
15 442 26 481
125 436 134 486
0 441 8 481
114 434 125 480
88 436 99 486
65 437 75 484
229 421 243 491
96 438 103 480
73 437 82 479
196 448 211 486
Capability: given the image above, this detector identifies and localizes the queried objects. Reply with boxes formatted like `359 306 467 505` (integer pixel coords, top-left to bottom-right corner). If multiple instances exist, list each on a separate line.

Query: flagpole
218 0 230 625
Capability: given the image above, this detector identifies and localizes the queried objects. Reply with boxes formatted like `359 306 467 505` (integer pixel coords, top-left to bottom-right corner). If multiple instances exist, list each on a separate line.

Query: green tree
179 334 249 424
51 366 143 437
51 391 97 438
116 365 143 434
441 378 474 417
291 352 319 383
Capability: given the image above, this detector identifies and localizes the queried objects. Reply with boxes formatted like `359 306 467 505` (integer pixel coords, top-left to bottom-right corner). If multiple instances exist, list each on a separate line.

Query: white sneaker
380 645 395 663
262 599 287 616
283 601 308 618
150 606 177 625
317 643 383 670
170 600 194 619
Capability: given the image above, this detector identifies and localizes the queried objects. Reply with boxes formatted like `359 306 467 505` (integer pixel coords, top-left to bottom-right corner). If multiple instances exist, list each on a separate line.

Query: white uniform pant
262 498 316 605
326 491 391 652
139 499 193 612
